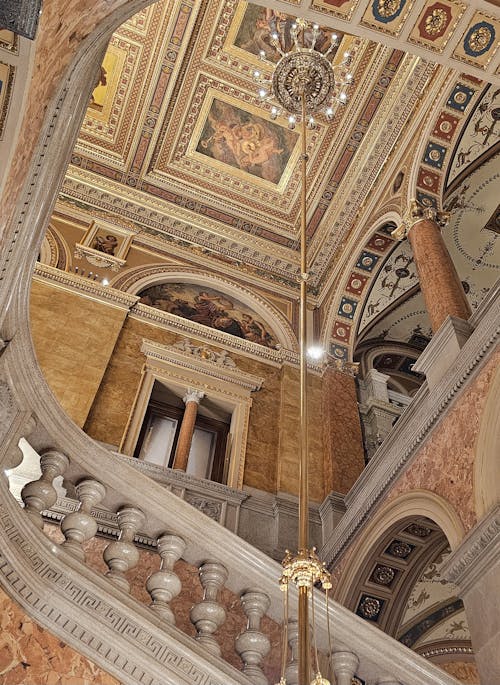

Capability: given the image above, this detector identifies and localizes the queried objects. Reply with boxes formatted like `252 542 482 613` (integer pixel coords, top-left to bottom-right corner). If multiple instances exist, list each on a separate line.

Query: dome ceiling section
445 84 500 190
358 290 432 350
358 241 420 334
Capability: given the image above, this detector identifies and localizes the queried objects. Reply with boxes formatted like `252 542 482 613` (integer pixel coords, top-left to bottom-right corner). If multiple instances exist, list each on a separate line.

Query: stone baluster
331 650 359 685
285 618 299 685
190 560 228 656
103 506 145 593
60 479 106 562
20 450 69 529
235 589 271 684
146 532 186 624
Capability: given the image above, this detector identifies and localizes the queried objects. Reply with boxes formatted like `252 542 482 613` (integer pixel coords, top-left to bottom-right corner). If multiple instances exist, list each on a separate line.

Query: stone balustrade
11 444 460 685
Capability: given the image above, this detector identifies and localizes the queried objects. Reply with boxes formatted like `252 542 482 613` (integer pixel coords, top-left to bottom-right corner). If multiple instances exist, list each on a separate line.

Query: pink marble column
393 200 471 333
172 388 204 471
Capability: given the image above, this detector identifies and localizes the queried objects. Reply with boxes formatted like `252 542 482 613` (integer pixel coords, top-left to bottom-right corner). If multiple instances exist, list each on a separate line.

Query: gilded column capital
183 388 205 405
392 200 450 241
327 359 359 377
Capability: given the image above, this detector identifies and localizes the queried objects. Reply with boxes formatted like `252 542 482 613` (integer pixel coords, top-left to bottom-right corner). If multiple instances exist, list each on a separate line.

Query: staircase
0 325 462 685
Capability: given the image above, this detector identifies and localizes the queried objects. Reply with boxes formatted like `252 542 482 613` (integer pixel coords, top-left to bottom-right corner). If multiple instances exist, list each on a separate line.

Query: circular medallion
272 50 336 115
464 21 495 57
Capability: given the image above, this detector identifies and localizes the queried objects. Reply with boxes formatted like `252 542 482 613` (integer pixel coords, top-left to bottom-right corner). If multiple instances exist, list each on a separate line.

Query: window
134 397 229 482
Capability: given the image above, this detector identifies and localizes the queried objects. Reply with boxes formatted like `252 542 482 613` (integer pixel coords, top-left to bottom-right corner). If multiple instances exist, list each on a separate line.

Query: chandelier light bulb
259 88 268 99
313 23 319 30
339 92 347 102
346 73 353 81
307 345 324 360
270 106 279 119
307 116 315 129
259 49 266 60
271 31 279 40
325 106 334 119
331 33 338 42
254 70 261 79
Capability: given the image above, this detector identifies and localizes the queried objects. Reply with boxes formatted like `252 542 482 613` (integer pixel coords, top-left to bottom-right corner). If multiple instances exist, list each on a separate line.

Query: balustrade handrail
0 319 463 685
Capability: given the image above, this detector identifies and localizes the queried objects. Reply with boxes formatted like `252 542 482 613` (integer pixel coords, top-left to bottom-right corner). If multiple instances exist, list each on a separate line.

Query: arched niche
111 263 299 352
335 490 466 606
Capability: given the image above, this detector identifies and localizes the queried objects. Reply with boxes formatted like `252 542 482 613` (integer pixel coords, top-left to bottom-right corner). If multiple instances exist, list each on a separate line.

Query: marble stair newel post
285 618 299 685
172 388 205 471
60 479 106 562
146 532 186 624
235 589 271 685
103 506 146 593
190 560 228 656
330 650 359 685
20 450 69 529
393 200 473 389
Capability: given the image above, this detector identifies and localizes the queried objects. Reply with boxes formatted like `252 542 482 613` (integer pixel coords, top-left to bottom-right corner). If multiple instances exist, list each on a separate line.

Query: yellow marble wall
276 366 325 500
30 282 363 500
30 281 128 427
0 586 118 685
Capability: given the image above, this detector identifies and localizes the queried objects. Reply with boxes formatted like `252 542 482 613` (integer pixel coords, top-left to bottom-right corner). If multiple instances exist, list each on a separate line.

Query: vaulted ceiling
35 0 499 373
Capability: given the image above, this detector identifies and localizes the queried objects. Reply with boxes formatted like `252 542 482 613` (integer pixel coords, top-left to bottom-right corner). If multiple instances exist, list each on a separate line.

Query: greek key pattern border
0 501 243 685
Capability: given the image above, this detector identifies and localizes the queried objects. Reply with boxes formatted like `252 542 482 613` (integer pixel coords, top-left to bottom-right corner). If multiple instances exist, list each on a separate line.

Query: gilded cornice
33 264 140 310
141 338 265 392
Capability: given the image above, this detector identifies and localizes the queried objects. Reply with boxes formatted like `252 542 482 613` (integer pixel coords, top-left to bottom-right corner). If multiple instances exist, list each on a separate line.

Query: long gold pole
298 91 310 685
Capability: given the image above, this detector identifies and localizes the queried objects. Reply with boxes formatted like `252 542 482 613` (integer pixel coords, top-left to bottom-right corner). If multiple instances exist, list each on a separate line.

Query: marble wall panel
78 533 283 682
386 349 499 532
439 660 479 683
322 367 365 495
30 281 128 427
0 586 118 685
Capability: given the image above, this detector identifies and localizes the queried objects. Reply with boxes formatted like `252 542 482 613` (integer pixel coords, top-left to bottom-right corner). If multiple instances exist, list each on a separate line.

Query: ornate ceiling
38 0 498 371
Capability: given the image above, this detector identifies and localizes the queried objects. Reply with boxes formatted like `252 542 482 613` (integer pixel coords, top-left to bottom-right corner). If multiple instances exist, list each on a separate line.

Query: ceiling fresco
39 0 498 378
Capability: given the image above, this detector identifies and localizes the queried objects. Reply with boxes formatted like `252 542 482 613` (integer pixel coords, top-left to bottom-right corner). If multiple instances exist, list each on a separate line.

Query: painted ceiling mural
36 0 498 378
398 544 470 653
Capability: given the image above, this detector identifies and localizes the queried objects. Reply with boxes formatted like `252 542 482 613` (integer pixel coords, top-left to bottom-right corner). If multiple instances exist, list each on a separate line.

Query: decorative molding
141 338 264 393
392 199 450 240
74 243 126 271
322 280 500 567
33 263 140 309
441 505 500 595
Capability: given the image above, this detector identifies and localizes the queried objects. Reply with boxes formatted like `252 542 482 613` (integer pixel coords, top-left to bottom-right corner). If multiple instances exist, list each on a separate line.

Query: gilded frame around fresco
187 87 301 192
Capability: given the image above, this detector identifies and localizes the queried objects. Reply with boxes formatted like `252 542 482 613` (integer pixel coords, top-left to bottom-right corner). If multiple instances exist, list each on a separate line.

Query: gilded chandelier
256 17 354 685
254 18 353 128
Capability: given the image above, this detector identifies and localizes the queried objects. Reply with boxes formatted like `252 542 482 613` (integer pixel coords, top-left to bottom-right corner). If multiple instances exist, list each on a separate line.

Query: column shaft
407 217 471 333
173 389 204 471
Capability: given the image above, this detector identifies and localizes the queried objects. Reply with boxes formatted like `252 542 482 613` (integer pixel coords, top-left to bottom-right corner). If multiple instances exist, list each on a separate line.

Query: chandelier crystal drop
257 17 355 685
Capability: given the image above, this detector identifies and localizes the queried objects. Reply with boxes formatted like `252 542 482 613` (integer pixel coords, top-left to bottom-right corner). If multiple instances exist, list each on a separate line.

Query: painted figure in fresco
90 65 108 110
137 284 279 349
240 313 273 346
93 234 118 255
198 100 292 184
213 314 245 338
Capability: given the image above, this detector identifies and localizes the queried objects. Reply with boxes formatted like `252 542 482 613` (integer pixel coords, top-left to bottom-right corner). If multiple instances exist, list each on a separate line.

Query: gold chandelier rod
298 91 310 685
